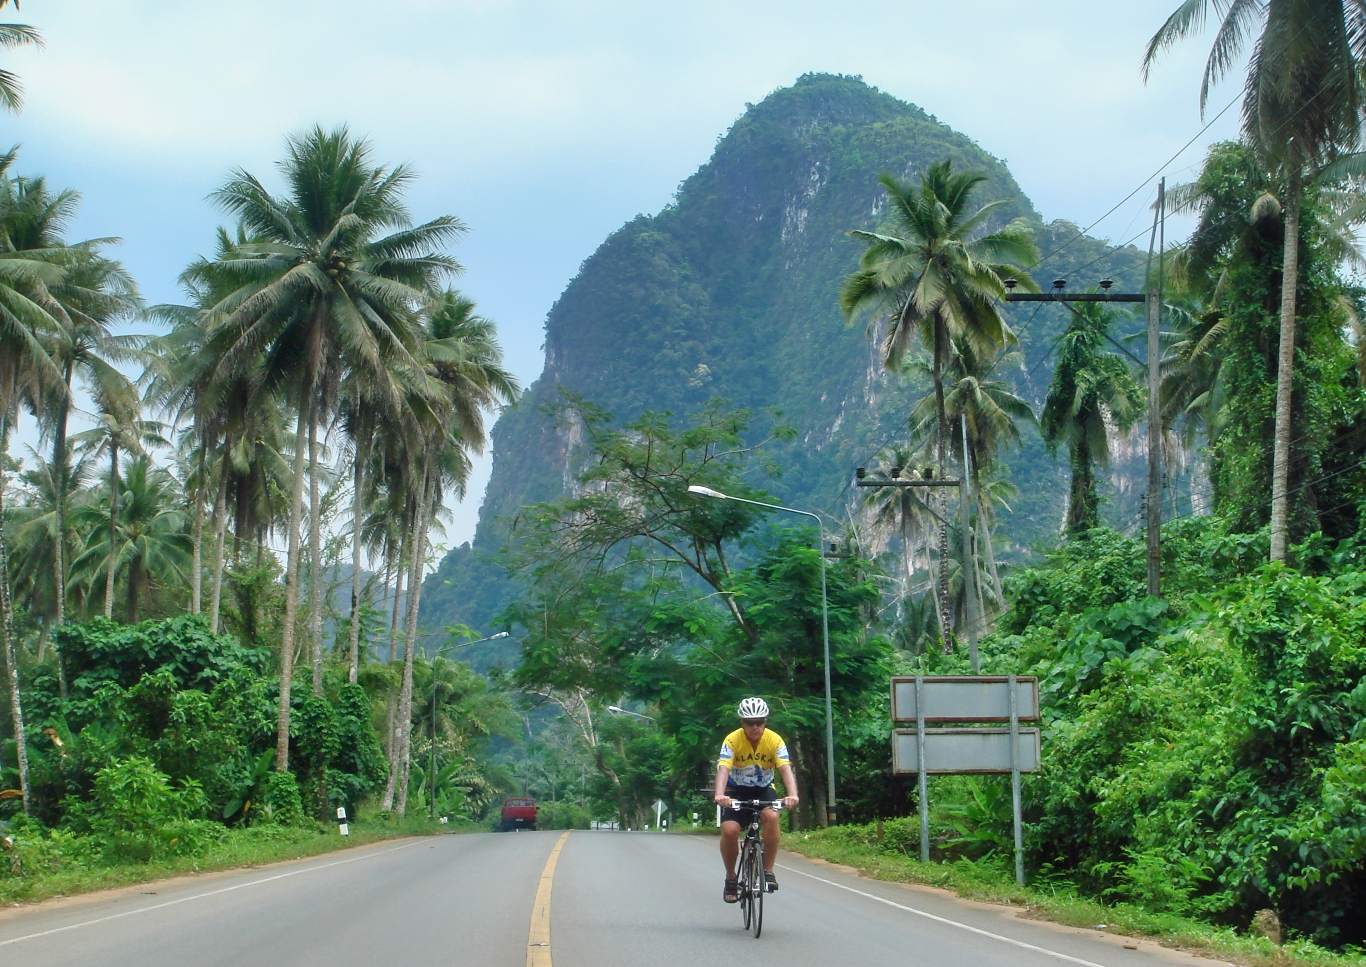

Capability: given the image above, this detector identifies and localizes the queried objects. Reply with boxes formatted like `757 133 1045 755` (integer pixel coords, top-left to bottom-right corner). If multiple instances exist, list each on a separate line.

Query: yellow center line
526 831 571 967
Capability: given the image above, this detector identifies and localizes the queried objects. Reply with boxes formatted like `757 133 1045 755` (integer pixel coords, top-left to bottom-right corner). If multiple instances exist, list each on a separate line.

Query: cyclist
713 696 799 903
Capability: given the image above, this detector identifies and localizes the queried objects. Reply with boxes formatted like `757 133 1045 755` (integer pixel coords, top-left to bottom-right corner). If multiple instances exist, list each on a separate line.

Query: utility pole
1144 180 1165 597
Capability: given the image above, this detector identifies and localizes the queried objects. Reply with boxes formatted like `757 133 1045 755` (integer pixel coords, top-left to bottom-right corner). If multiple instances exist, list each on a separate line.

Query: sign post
915 676 929 862
892 676 1040 884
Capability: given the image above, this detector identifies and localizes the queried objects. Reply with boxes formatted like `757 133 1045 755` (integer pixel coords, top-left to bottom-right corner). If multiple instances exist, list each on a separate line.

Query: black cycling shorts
721 784 776 825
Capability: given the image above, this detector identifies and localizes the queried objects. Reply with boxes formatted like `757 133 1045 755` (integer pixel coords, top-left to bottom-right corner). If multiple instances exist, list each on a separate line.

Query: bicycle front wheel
739 840 753 930
750 838 765 938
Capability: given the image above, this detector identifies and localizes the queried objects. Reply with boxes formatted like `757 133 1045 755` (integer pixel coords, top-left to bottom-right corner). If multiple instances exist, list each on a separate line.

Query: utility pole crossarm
855 478 961 488
1004 293 1144 302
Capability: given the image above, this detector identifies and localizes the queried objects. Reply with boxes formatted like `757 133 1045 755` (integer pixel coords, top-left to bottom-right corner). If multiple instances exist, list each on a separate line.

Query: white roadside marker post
336 806 349 836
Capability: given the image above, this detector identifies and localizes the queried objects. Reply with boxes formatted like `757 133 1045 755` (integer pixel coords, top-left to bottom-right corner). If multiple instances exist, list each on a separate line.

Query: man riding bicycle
714 697 799 903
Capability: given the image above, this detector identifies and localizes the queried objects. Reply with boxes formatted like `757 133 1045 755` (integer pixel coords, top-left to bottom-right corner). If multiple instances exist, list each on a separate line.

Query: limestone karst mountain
419 73 1152 660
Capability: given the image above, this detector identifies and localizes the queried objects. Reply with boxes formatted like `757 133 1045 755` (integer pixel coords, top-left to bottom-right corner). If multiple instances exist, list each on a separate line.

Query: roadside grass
0 814 483 907
784 828 1366 967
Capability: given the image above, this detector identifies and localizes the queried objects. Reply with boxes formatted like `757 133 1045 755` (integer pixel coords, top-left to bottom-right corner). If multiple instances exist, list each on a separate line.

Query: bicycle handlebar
726 799 784 810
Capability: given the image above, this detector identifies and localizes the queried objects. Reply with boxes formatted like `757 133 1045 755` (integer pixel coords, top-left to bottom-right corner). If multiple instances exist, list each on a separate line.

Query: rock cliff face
420 73 1150 657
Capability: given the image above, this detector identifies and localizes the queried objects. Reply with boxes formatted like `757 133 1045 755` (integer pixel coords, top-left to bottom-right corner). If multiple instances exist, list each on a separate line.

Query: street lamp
686 484 838 825
430 630 510 817
606 704 657 722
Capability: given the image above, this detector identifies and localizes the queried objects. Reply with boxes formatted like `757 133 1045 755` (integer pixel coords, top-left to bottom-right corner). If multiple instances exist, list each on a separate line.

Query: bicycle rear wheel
749 838 765 938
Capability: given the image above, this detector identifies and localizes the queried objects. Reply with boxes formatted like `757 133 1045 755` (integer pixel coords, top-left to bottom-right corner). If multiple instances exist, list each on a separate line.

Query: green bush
536 801 591 830
85 757 220 863
257 771 307 828
980 525 1366 947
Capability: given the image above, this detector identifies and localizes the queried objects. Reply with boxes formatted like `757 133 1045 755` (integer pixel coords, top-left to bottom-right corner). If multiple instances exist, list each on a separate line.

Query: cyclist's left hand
782 796 799 809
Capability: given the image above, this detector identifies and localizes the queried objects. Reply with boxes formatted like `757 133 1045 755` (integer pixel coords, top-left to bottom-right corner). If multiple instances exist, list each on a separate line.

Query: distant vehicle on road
499 796 538 831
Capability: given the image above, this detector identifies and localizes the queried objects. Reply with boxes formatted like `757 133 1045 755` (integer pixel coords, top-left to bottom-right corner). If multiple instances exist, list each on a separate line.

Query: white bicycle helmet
737 696 770 719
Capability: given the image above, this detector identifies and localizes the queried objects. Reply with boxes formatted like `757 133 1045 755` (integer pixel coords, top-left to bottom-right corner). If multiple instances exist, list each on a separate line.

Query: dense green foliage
972 520 1366 947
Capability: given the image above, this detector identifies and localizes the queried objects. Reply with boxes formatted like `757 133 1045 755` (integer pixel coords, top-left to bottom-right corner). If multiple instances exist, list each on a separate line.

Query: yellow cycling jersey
718 728 791 788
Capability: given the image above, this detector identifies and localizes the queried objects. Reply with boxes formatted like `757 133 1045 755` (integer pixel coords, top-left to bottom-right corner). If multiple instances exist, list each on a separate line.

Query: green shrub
87 757 219 863
257 771 307 828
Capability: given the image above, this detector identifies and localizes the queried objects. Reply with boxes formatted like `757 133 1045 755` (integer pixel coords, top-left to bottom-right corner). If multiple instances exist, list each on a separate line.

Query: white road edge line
0 839 426 947
776 863 1111 967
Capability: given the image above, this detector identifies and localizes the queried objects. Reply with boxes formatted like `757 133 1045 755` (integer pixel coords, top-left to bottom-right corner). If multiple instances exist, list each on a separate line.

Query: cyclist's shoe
765 871 779 893
723 878 739 903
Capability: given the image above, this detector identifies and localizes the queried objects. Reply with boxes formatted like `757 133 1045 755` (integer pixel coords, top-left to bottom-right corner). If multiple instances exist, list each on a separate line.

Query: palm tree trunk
0 416 32 812
900 508 916 614
388 526 408 664
208 456 229 634
1067 439 1097 534
127 557 141 623
932 317 952 649
381 497 418 813
275 383 313 772
347 425 368 684
395 467 433 816
309 417 323 696
104 443 119 621
47 411 68 697
51 364 71 627
979 493 1003 605
1269 176 1300 563
190 444 206 614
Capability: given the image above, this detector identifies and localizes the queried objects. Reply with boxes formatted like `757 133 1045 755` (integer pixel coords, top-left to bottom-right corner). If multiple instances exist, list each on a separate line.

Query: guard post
891 676 1041 885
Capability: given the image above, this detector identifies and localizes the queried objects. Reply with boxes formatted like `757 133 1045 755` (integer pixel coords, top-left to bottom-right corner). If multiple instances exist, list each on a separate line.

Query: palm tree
914 348 1036 607
0 173 146 627
0 2 40 113
196 126 465 772
0 148 68 815
1143 0 1366 561
8 446 91 664
841 161 1037 473
71 378 166 619
842 162 1035 647
1040 303 1145 534
385 292 517 815
71 456 190 621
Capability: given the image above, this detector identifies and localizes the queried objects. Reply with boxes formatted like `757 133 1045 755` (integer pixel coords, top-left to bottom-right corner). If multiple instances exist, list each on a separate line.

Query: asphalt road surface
0 831 1233 967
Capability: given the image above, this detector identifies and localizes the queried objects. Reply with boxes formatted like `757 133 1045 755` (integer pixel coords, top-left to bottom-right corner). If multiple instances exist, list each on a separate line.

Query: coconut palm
195 126 465 771
0 2 40 113
842 162 1035 649
71 456 190 621
384 292 517 815
0 149 68 815
911 348 1036 606
11 185 147 628
8 446 92 644
1041 303 1145 534
1143 0 1366 560
840 161 1037 472
70 379 166 619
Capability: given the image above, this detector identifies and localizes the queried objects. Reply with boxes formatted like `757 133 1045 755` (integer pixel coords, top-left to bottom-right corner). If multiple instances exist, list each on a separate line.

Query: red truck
499 796 538 831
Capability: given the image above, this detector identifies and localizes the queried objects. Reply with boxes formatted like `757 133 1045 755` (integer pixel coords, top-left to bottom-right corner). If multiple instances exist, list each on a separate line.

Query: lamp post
430 630 509 817
687 485 837 825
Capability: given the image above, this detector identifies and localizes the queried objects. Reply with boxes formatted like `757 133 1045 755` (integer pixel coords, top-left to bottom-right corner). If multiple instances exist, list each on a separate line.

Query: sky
4 0 1243 552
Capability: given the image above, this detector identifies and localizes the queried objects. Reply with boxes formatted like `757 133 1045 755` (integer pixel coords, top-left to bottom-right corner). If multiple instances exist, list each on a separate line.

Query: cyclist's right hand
714 794 733 808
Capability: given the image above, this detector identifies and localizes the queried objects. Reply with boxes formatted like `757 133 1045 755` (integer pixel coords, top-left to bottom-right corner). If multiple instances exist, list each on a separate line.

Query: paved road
0 831 1231 967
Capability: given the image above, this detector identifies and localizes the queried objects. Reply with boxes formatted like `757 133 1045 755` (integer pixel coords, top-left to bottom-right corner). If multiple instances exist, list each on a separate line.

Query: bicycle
729 799 783 938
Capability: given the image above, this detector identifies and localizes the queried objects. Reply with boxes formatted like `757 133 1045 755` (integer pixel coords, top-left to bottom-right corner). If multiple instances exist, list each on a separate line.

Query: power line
1031 94 1239 272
